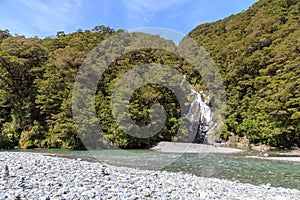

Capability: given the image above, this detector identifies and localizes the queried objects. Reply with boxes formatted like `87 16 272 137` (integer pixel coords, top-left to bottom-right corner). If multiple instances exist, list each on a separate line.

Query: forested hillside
0 26 118 149
0 0 299 149
0 27 203 149
189 0 300 147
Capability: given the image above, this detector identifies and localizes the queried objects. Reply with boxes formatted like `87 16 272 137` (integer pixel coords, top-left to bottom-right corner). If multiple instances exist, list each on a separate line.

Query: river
4 149 300 190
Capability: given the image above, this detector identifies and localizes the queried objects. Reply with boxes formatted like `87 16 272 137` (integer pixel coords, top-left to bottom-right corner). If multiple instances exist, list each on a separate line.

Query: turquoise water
165 153 300 190
3 149 300 190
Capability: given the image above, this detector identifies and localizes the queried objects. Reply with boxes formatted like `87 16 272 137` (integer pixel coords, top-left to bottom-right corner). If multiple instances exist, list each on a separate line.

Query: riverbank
151 142 300 163
0 152 299 199
151 141 245 154
246 156 300 162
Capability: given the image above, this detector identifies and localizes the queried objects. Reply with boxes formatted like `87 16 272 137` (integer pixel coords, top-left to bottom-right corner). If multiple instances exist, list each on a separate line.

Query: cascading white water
185 89 212 143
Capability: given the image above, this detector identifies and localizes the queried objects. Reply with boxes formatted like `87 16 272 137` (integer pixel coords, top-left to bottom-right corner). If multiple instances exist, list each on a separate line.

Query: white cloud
5 0 82 37
121 0 191 28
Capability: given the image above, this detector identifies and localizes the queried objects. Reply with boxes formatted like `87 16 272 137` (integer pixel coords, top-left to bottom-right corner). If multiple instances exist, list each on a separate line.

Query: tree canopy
0 0 299 149
189 0 300 147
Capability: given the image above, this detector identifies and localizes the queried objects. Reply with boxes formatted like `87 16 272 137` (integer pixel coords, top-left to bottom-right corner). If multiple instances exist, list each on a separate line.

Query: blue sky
0 0 258 38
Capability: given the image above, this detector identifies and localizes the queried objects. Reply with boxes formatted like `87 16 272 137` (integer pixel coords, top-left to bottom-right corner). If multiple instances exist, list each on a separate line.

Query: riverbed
1 152 300 199
6 145 300 191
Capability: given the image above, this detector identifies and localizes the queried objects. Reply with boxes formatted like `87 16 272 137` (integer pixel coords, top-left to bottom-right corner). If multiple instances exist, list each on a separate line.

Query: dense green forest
0 0 299 149
0 27 204 149
190 0 300 147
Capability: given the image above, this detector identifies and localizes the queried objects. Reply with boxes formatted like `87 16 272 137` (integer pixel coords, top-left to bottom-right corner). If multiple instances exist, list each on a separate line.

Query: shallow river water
6 149 300 190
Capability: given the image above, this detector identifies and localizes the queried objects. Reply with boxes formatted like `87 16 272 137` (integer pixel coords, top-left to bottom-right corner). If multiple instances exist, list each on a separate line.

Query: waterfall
185 89 212 144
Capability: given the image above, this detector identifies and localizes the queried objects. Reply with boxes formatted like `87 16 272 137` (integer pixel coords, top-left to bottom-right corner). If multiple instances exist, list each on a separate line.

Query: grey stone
128 195 139 200
0 152 300 200
0 193 8 199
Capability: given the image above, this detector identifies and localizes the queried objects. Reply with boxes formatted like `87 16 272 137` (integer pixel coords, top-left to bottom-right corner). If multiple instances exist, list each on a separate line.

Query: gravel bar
151 142 245 154
0 152 299 200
